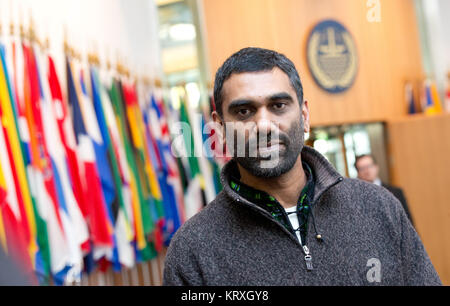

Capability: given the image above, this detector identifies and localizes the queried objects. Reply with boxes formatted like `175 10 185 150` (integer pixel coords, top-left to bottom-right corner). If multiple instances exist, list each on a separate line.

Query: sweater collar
221 146 343 205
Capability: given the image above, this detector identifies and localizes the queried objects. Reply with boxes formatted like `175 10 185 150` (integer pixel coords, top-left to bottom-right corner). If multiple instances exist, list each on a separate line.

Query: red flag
47 56 89 233
0 107 33 276
23 44 65 233
66 58 113 249
0 44 35 275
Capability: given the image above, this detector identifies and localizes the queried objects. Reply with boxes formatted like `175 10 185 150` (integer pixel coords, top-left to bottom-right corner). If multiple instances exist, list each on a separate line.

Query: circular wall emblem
306 19 358 93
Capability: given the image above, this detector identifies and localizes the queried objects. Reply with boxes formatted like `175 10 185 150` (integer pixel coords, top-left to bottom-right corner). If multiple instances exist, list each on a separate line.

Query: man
355 154 414 225
163 47 441 285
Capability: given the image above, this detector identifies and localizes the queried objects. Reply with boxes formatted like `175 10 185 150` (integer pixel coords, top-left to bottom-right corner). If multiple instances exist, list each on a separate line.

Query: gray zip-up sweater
163 146 441 286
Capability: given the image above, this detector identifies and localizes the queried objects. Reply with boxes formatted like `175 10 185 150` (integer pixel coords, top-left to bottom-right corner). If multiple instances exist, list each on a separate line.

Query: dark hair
354 154 377 170
213 47 304 117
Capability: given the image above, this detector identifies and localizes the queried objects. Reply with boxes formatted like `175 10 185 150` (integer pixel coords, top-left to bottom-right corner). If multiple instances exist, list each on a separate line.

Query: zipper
276 204 314 271
301 176 344 271
237 196 315 271
232 176 344 272
303 245 313 271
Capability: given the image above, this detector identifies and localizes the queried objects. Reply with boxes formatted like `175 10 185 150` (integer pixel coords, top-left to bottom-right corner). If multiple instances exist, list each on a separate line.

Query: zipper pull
303 245 313 271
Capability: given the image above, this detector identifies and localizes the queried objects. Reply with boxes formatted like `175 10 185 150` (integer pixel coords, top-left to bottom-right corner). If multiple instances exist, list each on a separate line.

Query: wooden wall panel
387 114 450 285
201 0 424 126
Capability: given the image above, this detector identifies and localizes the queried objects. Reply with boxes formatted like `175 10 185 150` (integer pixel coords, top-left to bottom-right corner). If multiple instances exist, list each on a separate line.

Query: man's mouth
257 143 284 156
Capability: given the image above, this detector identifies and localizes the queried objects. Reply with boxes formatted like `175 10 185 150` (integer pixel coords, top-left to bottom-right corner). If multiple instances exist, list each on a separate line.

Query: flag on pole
179 97 201 180
178 96 206 220
405 82 416 115
66 57 114 253
98 73 135 242
0 102 32 277
11 35 33 169
133 93 165 252
47 55 89 235
90 67 134 270
23 42 77 283
0 39 27 264
0 42 48 282
146 93 183 245
121 83 155 239
79 70 117 218
17 44 53 284
109 80 150 258
201 113 223 194
36 48 90 283
129 84 167 258
424 80 443 115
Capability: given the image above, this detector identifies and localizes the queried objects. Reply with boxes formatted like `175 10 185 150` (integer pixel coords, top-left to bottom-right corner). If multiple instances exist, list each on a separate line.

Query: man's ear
212 111 223 127
302 100 311 133
211 111 225 142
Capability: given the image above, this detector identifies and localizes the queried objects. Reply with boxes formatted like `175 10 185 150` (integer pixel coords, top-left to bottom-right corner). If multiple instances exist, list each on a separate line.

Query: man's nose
254 107 277 134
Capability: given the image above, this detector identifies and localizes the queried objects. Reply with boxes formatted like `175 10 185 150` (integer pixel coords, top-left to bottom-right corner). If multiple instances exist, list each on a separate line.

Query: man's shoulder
323 178 409 234
338 177 395 197
335 177 404 213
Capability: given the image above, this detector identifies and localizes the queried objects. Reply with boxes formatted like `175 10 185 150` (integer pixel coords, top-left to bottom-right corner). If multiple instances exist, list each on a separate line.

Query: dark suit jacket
382 183 414 226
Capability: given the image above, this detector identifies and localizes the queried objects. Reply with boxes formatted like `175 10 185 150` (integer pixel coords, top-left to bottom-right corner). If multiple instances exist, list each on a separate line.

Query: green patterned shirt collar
230 162 315 240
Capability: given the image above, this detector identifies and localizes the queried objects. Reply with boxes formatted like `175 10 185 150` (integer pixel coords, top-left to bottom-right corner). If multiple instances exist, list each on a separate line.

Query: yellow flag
430 83 443 114
0 51 38 259
0 162 8 252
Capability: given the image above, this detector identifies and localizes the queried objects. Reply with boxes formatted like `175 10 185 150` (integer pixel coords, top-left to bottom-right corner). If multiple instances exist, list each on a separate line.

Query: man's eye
238 108 250 116
273 103 286 110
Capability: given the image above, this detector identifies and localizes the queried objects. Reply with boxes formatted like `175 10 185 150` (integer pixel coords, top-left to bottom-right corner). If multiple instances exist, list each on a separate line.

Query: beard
231 119 304 178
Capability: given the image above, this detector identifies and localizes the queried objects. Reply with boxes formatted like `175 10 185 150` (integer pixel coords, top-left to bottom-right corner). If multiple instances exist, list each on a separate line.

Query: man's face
212 67 310 178
356 156 379 183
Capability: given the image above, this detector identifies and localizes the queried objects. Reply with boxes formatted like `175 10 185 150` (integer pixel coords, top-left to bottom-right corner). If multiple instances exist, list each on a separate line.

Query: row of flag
0 33 222 285
406 78 450 115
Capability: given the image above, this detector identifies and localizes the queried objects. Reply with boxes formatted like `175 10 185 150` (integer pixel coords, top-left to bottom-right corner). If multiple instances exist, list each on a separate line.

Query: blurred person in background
355 154 414 225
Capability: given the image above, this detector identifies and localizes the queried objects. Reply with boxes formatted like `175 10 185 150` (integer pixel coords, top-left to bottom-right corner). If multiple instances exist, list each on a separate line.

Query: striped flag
405 82 416 115
66 57 114 255
201 113 223 194
0 42 48 282
424 80 443 115
47 56 89 244
141 94 166 251
109 80 150 258
77 67 120 269
36 48 90 283
0 38 27 268
178 97 207 220
90 67 134 269
98 74 135 240
147 94 184 242
121 83 155 240
0 99 32 278
22 42 73 282
125 90 165 253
